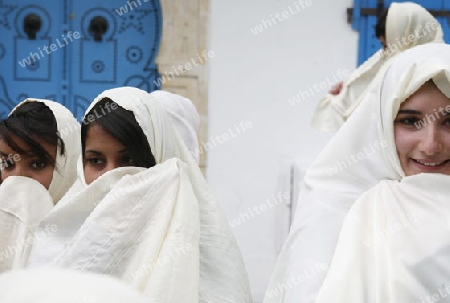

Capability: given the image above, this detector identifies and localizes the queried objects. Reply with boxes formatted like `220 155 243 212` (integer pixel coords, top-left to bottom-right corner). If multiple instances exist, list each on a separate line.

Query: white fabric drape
0 177 53 272
0 268 148 303
151 90 200 164
315 174 450 302
264 43 450 303
311 2 443 132
0 99 80 272
27 87 252 303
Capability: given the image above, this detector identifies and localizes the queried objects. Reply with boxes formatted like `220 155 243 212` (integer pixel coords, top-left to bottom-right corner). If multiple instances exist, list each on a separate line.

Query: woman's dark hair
375 8 389 38
0 102 64 167
81 98 156 168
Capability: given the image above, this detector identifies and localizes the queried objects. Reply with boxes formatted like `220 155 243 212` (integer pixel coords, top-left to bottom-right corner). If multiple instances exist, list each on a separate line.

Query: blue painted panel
353 0 449 66
439 0 450 44
0 0 65 118
352 0 381 65
69 0 162 119
15 38 51 80
80 40 117 83
384 0 442 9
0 0 162 120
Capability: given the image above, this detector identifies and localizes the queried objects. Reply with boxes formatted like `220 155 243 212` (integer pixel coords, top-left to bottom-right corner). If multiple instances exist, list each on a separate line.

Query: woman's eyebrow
84 150 102 155
397 109 421 114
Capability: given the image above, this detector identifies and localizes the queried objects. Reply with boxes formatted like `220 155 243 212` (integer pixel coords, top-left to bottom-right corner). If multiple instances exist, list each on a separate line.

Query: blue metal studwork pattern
0 0 162 120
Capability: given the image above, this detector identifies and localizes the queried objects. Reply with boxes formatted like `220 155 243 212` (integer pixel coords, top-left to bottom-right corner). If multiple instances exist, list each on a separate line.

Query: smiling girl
394 80 450 175
311 44 450 302
265 43 450 303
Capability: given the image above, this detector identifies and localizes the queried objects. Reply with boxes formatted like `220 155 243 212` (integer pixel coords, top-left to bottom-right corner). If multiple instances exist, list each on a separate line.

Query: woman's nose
104 161 120 173
419 125 443 155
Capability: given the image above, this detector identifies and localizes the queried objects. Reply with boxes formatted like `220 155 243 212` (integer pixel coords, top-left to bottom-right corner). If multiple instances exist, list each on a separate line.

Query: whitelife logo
18 31 81 68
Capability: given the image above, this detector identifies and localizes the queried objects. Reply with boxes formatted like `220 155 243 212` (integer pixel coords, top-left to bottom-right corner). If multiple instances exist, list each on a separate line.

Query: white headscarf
0 100 80 272
0 268 148 303
27 87 252 303
312 1 443 132
264 43 450 303
151 90 200 163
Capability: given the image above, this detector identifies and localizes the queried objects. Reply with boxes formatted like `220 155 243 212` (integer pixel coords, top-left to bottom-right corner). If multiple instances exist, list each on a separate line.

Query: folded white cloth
316 174 450 302
0 177 53 272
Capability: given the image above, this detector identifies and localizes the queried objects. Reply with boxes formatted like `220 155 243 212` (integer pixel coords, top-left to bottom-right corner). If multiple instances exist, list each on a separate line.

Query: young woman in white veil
312 2 443 132
314 43 450 302
0 99 80 272
27 87 252 303
264 43 450 303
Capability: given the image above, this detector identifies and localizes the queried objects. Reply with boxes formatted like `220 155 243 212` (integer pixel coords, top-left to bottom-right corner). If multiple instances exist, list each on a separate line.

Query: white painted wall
208 0 358 301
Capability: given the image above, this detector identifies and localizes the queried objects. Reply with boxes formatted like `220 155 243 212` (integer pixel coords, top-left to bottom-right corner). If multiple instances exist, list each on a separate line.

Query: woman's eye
443 118 450 126
122 155 134 164
396 117 420 125
31 160 47 169
87 158 105 165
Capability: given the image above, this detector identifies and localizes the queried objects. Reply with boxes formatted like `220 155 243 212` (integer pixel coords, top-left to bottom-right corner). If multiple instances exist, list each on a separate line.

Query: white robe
311 2 444 132
265 43 450 303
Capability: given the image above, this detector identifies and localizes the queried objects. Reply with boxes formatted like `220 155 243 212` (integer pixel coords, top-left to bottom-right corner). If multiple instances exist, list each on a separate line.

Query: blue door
350 0 450 65
0 0 162 120
70 0 162 119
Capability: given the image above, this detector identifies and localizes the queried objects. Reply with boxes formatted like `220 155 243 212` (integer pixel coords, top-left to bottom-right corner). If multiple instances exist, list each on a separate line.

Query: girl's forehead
400 82 450 109
84 125 126 150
